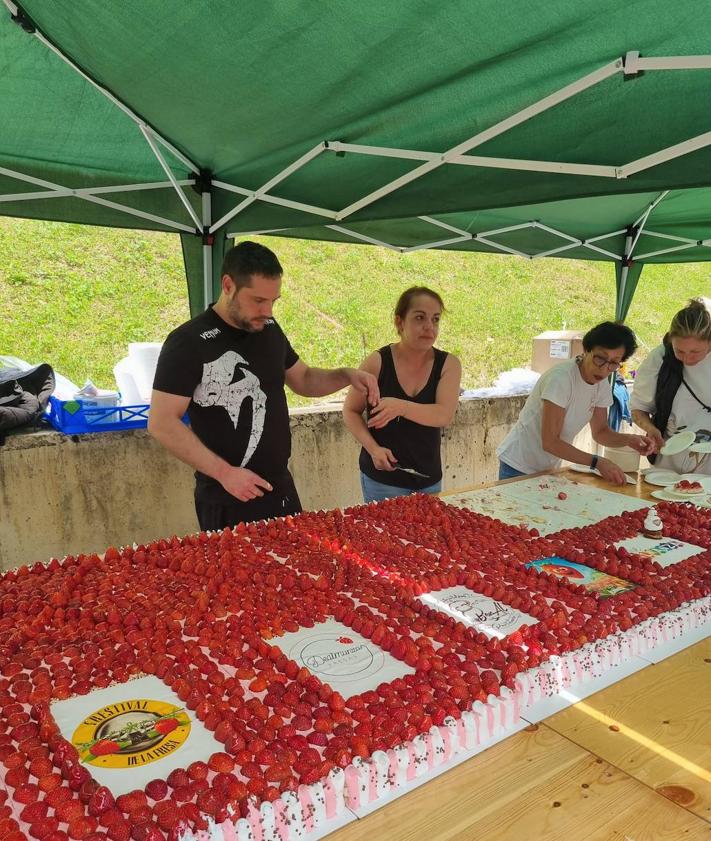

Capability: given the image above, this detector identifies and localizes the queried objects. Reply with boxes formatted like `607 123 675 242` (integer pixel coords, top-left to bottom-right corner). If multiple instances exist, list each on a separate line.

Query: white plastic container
114 357 143 405
602 445 640 472
76 389 120 424
128 342 163 403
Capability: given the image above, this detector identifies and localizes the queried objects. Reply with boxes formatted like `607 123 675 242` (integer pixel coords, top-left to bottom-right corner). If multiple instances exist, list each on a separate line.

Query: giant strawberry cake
0 492 709 841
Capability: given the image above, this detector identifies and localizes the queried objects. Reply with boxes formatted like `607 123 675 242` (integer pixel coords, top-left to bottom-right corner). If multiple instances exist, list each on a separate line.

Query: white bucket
128 342 163 403
114 357 144 405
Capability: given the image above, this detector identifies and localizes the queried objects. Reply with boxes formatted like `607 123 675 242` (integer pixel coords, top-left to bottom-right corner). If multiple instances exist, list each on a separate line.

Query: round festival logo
72 699 190 768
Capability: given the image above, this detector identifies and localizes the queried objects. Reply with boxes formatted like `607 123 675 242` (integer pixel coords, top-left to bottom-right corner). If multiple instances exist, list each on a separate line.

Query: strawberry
88 786 115 816
153 718 178 736
90 739 121 757
207 752 234 773
144 779 168 801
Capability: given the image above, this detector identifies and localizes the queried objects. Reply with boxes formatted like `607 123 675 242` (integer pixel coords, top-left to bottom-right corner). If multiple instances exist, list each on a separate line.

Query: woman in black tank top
342 287 462 503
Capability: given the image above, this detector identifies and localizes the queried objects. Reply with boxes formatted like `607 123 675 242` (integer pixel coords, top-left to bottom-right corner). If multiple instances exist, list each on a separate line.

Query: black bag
0 363 56 435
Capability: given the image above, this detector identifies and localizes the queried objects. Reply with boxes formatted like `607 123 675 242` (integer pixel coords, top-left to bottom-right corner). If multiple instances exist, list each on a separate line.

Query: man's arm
285 359 380 404
148 390 272 501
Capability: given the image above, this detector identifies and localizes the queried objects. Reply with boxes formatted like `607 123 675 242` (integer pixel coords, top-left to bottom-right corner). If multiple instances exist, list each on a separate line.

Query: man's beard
228 301 267 332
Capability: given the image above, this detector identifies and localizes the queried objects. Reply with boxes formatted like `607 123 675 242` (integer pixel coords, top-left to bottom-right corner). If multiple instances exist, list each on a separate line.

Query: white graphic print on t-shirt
193 350 267 466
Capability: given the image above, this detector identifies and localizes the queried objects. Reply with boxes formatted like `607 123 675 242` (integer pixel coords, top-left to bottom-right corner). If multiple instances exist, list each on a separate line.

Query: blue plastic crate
47 395 151 434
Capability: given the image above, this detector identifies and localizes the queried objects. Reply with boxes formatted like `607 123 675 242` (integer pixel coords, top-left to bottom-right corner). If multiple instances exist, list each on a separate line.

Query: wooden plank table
328 470 711 840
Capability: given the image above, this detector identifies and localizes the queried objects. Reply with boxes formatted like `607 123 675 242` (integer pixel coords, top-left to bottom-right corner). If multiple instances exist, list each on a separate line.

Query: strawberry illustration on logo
154 717 179 735
90 739 121 757
337 636 353 644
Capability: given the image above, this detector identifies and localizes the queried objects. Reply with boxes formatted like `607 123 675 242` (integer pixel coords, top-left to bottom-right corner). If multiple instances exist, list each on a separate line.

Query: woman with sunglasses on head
497 322 657 486
630 297 711 475
343 286 461 503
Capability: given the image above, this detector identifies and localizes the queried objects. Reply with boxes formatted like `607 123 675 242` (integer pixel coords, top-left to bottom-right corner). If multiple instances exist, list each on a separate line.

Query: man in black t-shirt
149 241 378 530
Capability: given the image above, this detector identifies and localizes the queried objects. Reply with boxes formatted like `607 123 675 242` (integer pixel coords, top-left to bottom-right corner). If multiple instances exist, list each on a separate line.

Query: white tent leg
202 189 213 307
616 232 634 320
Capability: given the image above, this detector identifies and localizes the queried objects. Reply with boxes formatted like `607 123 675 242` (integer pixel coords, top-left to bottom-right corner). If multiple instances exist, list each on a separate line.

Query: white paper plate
651 488 711 508
642 469 681 487
660 430 696 456
689 441 711 454
680 473 711 490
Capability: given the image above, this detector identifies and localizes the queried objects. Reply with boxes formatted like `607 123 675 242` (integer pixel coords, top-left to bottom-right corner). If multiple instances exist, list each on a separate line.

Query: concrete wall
0 396 525 570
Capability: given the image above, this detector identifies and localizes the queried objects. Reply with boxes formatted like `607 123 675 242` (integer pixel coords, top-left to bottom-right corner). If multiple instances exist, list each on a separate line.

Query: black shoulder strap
682 378 711 412
651 335 683 436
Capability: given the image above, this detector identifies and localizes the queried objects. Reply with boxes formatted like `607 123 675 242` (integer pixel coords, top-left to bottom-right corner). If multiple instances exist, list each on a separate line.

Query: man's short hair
222 241 283 289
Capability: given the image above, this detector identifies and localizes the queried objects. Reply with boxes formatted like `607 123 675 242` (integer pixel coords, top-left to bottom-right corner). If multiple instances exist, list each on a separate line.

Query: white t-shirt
630 344 711 473
497 358 613 474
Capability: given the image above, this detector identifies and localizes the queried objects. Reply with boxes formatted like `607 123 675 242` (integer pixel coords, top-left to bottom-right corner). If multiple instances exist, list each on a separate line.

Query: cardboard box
532 330 584 374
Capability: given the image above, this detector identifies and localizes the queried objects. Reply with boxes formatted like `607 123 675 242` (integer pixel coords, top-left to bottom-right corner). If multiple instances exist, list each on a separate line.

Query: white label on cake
418 586 537 638
275 619 414 698
49 675 222 797
615 535 705 568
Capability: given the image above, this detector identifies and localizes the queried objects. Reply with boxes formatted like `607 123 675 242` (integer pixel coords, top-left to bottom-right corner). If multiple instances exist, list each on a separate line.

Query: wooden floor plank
543 638 711 823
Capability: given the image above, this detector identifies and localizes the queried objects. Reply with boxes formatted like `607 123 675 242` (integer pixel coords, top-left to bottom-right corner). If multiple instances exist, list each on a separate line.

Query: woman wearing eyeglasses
630 298 711 475
497 322 657 486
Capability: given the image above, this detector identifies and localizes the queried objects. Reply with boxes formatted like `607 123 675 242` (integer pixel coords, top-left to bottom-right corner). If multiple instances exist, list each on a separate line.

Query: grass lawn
1 217 708 406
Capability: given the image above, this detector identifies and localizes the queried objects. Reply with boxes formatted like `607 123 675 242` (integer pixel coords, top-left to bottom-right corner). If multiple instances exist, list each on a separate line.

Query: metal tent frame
4 0 711 313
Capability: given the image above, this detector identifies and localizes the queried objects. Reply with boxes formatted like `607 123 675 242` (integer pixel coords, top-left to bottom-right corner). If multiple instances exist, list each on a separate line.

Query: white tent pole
210 144 326 233
616 232 634 320
586 229 628 243
629 191 669 259
474 236 530 258
226 228 290 238
328 142 617 178
632 190 670 227
212 178 336 219
0 163 194 231
0 180 194 203
634 243 698 260
532 242 582 259
636 56 711 70
325 225 403 251
403 235 472 253
582 242 622 260
636 229 698 245
417 216 471 236
202 187 213 307
335 58 623 220
140 126 202 230
619 131 711 178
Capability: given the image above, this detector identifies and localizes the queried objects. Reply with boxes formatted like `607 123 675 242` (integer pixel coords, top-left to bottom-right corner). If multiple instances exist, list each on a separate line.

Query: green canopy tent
2 0 711 317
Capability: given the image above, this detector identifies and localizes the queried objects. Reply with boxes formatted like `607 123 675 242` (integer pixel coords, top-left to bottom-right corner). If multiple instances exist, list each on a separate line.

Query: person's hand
345 368 380 407
218 465 272 501
626 433 658 456
630 429 663 454
367 397 405 429
369 445 398 471
596 456 627 486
